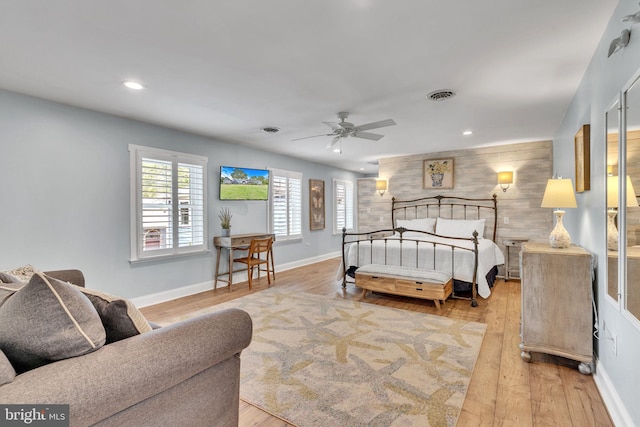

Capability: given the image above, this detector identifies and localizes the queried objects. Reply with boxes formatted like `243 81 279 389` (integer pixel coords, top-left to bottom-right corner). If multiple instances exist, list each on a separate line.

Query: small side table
503 238 529 281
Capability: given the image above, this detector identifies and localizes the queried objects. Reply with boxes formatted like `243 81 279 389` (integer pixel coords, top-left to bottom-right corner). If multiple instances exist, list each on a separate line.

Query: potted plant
219 207 232 237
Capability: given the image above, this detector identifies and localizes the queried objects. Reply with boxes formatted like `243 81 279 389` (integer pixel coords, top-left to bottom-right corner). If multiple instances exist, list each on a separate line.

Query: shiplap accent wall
358 140 554 269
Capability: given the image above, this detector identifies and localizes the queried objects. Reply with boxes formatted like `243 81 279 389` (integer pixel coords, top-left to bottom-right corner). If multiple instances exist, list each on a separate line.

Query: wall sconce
497 171 514 192
375 179 387 196
540 178 577 248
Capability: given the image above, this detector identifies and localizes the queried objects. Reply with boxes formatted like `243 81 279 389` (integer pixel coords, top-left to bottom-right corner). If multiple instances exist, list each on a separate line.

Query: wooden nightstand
502 238 528 281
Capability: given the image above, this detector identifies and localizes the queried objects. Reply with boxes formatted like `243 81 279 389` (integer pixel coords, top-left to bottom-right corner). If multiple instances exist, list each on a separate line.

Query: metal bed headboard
391 194 498 242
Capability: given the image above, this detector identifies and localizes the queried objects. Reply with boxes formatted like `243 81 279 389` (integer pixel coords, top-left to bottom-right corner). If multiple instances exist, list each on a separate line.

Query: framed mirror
606 99 620 304
625 74 640 323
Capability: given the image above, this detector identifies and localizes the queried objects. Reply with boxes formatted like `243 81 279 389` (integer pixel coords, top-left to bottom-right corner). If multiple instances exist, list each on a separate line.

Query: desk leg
228 247 234 292
214 247 222 290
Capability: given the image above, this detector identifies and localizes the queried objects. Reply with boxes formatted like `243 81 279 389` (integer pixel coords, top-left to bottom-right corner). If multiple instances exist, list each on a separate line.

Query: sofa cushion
0 349 15 385
0 273 106 373
73 286 153 343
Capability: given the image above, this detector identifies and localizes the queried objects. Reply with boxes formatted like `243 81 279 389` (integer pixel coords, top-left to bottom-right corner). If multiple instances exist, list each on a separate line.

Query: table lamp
540 178 577 248
606 175 638 251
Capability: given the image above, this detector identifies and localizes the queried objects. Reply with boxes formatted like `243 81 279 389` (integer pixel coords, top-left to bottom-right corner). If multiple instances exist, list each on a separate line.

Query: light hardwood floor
140 258 613 427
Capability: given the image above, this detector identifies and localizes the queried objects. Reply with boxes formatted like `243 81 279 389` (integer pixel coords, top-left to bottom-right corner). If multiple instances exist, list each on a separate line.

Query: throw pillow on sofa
71 285 153 343
0 272 106 373
0 264 36 283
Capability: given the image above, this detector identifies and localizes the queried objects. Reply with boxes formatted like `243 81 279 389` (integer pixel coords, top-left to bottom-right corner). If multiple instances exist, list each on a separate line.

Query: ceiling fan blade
322 121 343 131
354 118 396 132
291 133 333 141
352 131 384 141
325 136 340 149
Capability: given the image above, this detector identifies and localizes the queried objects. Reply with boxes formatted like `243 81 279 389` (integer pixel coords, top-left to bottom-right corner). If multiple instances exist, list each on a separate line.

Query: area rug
170 288 486 427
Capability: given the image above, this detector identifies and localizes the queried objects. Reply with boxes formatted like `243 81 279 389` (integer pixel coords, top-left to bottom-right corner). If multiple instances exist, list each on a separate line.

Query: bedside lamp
607 175 638 250
541 178 577 248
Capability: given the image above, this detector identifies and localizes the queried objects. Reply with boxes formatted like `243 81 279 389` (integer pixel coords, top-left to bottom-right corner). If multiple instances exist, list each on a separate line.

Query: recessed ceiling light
122 80 144 90
463 130 473 136
261 126 280 134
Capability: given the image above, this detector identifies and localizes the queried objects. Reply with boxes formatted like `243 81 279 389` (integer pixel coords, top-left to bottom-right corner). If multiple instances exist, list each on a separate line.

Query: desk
503 238 528 281
214 233 275 291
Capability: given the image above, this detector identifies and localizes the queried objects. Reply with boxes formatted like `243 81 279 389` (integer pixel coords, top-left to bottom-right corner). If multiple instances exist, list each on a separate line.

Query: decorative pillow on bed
396 218 436 235
435 218 486 239
0 273 106 373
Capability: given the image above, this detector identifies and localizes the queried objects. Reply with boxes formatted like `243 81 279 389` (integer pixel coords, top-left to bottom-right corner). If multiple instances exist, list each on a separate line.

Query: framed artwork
309 179 325 230
575 124 590 192
423 158 454 189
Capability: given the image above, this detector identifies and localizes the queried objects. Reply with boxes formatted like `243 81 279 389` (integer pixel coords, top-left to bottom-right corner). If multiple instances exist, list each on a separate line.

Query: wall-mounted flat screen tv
220 166 269 200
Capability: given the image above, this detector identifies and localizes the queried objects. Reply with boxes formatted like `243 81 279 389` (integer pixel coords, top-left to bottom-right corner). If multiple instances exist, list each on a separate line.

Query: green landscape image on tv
219 166 269 200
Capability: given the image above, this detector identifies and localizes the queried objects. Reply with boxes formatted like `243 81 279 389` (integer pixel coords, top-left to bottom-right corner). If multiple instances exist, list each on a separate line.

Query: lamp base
549 210 571 249
607 209 618 251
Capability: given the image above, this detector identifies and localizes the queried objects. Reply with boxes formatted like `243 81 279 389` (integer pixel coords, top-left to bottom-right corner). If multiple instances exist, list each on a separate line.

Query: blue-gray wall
0 90 360 299
554 0 639 424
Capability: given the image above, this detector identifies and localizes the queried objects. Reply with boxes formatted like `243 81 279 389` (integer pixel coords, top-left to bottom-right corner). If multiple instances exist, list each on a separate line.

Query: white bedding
340 235 504 298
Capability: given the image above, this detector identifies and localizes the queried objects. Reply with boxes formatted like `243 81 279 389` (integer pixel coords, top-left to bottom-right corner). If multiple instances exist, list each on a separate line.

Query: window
269 168 302 241
130 145 207 261
333 179 354 233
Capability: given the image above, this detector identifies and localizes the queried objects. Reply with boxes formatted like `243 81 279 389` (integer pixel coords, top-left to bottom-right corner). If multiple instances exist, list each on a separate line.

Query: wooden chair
234 237 274 289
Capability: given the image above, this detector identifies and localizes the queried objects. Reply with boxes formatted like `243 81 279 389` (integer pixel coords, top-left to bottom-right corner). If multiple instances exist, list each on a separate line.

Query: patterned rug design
171 288 486 426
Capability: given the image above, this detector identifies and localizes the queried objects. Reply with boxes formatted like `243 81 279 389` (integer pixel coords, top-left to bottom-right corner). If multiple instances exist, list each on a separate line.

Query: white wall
554 0 640 424
0 90 360 299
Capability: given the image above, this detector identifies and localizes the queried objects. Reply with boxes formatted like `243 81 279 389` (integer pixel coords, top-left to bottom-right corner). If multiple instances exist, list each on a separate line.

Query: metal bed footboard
341 227 480 306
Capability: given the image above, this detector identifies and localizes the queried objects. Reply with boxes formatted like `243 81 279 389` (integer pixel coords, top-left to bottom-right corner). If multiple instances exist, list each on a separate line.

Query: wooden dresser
519 242 594 374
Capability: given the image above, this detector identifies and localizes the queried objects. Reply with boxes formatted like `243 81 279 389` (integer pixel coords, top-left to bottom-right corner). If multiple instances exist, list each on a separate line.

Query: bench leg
361 288 368 299
434 299 441 310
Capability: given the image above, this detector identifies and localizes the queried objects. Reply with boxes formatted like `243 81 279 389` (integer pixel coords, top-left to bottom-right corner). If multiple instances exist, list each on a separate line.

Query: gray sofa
0 269 253 427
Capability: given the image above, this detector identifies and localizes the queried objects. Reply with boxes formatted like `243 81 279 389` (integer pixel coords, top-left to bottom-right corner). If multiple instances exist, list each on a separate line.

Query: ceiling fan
292 112 396 151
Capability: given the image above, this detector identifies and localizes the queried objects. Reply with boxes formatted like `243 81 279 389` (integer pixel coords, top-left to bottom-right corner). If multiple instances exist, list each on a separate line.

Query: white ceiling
0 1 618 173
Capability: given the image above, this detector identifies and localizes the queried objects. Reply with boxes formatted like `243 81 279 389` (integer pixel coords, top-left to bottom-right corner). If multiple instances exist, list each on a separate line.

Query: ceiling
0 1 618 173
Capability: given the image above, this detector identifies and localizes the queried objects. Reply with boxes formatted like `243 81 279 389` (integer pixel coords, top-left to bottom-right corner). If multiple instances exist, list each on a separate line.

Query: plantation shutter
270 168 302 240
334 179 354 233
130 145 208 261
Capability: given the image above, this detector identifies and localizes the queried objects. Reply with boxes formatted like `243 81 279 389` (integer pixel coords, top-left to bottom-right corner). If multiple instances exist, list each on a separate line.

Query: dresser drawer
355 273 396 292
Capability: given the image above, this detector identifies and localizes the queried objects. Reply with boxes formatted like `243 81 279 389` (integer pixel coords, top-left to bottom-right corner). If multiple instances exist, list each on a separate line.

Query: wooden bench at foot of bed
355 264 453 309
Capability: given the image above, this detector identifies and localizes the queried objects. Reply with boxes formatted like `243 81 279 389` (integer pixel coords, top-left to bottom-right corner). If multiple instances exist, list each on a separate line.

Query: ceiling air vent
261 126 280 134
427 89 456 102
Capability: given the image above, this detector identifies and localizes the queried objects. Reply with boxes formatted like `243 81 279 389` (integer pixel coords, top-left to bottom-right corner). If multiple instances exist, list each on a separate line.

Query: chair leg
269 248 276 281
247 263 253 289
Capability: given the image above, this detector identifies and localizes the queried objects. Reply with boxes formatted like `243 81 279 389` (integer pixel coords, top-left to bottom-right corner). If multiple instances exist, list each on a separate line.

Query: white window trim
129 144 208 262
333 178 354 234
269 168 303 242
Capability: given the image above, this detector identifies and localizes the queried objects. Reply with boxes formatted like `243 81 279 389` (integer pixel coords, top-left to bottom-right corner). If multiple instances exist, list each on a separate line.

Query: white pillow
435 218 485 239
395 218 436 234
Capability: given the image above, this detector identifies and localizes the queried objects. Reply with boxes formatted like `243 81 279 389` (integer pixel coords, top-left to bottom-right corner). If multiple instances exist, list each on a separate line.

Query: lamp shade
540 178 577 209
607 175 639 208
497 171 513 185
375 179 387 191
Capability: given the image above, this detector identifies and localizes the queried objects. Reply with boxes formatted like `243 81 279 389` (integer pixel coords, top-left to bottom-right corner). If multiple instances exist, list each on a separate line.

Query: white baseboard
131 251 341 308
593 357 633 427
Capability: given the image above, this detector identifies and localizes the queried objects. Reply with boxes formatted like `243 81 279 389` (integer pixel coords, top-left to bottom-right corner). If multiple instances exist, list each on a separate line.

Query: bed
339 194 505 306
